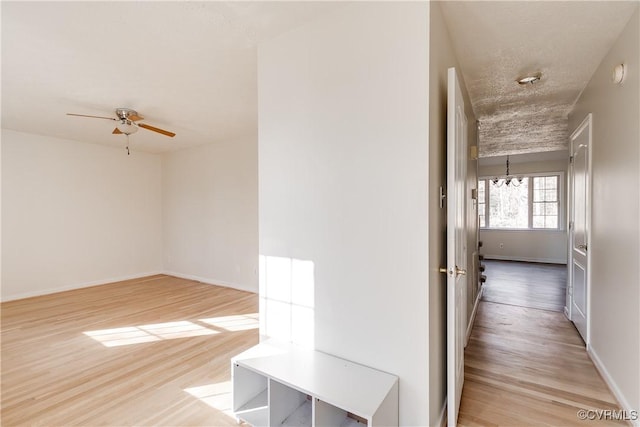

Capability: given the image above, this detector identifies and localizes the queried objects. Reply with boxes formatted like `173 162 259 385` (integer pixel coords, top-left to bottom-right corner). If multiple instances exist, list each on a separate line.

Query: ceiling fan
67 108 176 137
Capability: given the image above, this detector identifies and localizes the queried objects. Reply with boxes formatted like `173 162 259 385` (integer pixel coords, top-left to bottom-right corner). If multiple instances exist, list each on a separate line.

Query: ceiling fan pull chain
126 134 130 155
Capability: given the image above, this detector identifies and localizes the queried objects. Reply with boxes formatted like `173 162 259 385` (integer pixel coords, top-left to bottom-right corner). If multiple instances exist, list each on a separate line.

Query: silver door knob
455 267 467 277
439 267 467 277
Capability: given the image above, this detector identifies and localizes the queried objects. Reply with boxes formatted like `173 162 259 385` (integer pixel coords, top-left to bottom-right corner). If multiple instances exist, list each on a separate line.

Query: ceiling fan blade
67 113 116 121
138 123 176 137
112 128 123 134
128 114 144 121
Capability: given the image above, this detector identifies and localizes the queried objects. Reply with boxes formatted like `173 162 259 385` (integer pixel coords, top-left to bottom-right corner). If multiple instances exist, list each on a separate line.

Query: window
478 174 561 230
488 177 529 228
532 176 559 228
478 180 486 227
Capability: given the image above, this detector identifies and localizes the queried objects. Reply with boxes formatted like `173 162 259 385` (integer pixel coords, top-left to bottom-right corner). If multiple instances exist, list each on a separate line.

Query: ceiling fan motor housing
115 108 138 120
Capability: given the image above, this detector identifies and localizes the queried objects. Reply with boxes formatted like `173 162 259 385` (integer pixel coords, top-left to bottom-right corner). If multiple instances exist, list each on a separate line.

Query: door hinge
569 155 574 163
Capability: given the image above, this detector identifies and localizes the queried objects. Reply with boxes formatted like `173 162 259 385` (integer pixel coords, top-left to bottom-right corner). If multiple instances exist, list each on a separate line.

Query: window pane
488 178 529 228
533 216 545 228
478 180 486 228
533 203 543 215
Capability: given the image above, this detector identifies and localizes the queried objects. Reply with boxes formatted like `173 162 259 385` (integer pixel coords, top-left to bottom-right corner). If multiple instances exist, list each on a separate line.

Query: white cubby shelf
231 340 398 427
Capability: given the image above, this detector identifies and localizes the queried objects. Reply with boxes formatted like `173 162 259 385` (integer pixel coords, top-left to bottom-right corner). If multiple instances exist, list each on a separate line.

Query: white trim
480 228 566 234
587 345 639 427
163 270 257 294
563 306 570 320
438 398 448 427
0 271 164 302
483 255 566 265
465 286 483 346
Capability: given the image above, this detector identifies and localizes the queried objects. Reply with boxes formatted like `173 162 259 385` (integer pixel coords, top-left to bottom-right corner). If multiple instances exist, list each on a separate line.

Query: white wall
569 6 639 417
258 3 430 424
162 138 258 292
429 3 478 424
479 158 568 264
1 129 163 301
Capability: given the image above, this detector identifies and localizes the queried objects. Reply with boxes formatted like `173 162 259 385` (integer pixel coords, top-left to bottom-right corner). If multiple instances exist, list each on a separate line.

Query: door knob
439 267 467 277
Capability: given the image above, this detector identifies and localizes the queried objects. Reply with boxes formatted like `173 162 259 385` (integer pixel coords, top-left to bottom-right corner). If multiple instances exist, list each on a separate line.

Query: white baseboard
483 254 566 264
466 286 483 346
1 271 164 302
564 306 571 320
163 271 257 294
587 344 639 427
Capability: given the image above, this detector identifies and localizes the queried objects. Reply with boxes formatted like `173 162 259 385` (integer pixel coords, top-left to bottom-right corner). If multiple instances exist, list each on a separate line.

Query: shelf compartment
269 379 311 427
281 398 311 427
233 364 269 426
315 398 368 427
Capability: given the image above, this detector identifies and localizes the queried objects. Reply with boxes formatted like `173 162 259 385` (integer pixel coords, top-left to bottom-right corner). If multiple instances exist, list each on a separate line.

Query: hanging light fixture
491 156 523 187
115 118 138 135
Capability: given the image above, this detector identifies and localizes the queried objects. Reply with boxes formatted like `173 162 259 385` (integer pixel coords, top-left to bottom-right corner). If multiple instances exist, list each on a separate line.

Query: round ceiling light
517 73 542 85
116 119 138 135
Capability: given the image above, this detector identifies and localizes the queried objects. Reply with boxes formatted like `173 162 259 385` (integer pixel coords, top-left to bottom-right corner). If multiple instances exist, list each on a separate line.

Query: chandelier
491 156 523 187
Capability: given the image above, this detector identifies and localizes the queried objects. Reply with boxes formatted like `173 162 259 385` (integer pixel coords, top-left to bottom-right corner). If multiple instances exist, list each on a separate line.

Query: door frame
567 113 592 345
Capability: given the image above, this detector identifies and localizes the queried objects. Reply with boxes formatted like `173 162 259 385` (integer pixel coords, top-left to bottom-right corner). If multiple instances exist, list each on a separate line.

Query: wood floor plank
1 275 258 426
459 261 623 426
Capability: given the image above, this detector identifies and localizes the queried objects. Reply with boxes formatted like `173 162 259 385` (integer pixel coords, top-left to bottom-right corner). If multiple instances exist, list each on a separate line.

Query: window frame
478 171 565 231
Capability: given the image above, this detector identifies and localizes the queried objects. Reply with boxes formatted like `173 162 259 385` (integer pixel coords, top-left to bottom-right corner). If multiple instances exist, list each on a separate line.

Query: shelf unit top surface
234 341 398 418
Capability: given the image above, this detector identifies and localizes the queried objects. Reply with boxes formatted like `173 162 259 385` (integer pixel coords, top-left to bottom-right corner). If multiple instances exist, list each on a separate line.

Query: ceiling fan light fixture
116 119 138 135
517 73 542 85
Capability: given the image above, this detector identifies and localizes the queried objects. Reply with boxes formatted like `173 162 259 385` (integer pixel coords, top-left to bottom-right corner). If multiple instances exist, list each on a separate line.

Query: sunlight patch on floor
184 381 235 418
84 321 218 347
199 314 259 332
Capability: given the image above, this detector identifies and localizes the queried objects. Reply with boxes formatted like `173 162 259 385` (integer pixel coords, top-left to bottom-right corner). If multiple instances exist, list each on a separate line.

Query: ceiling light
116 119 138 135
517 73 542 85
491 156 523 188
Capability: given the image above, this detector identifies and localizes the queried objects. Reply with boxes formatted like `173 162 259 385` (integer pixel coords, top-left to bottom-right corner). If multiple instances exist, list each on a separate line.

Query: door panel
447 67 468 427
569 114 591 343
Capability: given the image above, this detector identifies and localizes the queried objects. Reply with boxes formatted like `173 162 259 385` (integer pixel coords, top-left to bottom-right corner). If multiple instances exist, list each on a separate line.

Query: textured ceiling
1 1 338 153
440 1 638 157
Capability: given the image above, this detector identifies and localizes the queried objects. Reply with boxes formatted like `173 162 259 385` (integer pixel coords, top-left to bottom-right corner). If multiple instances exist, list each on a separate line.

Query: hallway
458 261 623 426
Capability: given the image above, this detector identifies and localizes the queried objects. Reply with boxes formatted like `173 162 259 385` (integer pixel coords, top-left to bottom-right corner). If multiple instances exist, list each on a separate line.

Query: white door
447 67 468 427
569 114 591 343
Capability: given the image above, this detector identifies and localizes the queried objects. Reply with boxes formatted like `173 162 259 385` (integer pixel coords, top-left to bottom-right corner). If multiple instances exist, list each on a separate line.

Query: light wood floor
1 275 259 426
459 262 622 426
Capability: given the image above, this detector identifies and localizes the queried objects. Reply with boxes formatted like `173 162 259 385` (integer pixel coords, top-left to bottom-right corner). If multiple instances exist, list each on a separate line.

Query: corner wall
258 3 430 424
1 129 163 301
162 138 258 293
569 6 640 417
